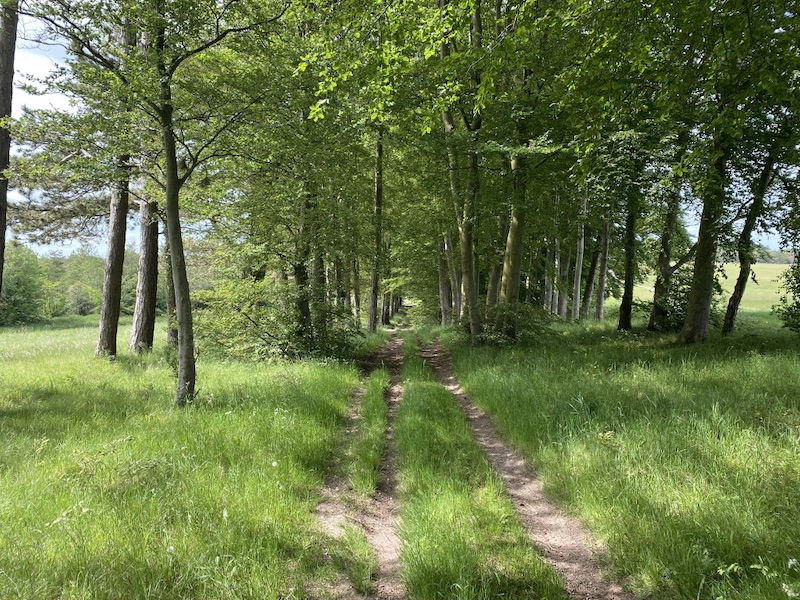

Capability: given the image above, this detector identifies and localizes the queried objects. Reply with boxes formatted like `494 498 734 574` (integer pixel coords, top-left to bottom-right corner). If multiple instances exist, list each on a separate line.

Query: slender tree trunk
595 219 610 321
367 128 383 333
131 198 159 352
486 212 509 307
0 1 17 297
459 148 482 337
551 239 561 315
558 249 571 318
352 259 361 323
164 236 178 349
444 232 462 318
722 154 775 335
543 240 554 312
572 197 587 320
312 251 327 339
679 136 730 343
96 159 130 357
438 237 452 325
160 89 195 406
581 241 599 318
618 194 639 331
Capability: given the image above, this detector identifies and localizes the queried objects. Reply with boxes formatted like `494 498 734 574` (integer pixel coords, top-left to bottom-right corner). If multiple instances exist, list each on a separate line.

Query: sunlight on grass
445 319 800 600
0 317 361 599
395 337 567 600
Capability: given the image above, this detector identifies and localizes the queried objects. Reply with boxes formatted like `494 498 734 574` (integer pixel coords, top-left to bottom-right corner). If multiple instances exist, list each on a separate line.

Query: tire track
419 339 635 600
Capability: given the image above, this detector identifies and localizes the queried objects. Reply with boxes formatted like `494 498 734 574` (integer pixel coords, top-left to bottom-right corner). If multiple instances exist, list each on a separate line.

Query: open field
634 263 790 312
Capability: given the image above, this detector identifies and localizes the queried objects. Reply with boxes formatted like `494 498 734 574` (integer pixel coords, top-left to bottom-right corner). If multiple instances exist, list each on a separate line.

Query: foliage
0 242 47 325
775 260 800 333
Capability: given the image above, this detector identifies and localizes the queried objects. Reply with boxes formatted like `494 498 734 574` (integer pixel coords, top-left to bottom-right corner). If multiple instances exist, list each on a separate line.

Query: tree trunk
164 236 178 350
438 237 452 325
459 148 483 338
0 1 17 297
581 240 599 318
367 128 383 333
558 249 571 318
352 259 361 324
131 198 159 352
618 194 638 331
312 251 327 339
543 241 554 312
486 211 509 307
572 197 587 320
595 219 610 321
648 184 682 331
551 239 560 314
160 89 195 406
444 232 462 318
679 137 730 343
96 159 130 357
722 153 775 335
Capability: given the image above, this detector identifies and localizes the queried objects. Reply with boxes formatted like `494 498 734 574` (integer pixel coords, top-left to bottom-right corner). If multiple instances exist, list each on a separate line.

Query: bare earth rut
315 335 405 599
419 339 636 600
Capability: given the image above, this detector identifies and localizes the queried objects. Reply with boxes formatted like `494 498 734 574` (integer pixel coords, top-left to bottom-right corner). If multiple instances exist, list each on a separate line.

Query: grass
394 335 568 600
346 368 390 496
0 316 363 599
442 313 800 600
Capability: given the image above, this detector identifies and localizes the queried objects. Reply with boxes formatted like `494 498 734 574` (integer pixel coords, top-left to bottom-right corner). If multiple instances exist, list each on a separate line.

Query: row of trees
1 0 798 404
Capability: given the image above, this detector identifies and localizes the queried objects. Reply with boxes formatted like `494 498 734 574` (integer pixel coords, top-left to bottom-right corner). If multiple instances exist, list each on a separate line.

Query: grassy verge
443 317 800 600
394 336 567 599
0 318 361 599
346 368 390 496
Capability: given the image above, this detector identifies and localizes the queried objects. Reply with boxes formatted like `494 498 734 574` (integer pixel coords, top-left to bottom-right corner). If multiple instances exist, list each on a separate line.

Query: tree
0 242 46 325
0 0 17 298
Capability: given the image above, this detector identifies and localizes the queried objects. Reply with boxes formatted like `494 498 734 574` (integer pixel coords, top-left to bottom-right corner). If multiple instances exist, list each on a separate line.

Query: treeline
0 0 798 404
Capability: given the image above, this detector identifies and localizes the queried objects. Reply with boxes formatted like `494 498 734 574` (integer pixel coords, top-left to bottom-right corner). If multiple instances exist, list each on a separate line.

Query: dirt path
419 339 635 600
314 335 405 599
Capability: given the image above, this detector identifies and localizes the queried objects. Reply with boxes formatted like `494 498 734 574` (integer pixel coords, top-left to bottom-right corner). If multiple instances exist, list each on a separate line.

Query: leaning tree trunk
581 240 600 318
437 237 452 325
618 193 639 331
130 198 159 352
679 136 730 344
164 236 178 349
595 218 610 321
486 211 509 307
444 232 462 318
367 128 383 333
722 154 775 335
498 150 526 335
0 0 17 297
96 160 130 356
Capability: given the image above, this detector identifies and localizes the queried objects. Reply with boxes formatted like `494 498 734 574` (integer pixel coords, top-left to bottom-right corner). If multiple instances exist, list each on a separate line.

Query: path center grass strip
393 336 567 600
0 320 360 599
443 321 800 600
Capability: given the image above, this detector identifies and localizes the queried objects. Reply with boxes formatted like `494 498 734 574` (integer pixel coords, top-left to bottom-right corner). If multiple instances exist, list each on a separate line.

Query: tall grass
0 317 361 599
395 336 567 599
443 317 800 600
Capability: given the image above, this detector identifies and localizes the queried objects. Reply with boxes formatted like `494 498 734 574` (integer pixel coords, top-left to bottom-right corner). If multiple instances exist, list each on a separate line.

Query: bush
775 260 800 333
0 243 47 325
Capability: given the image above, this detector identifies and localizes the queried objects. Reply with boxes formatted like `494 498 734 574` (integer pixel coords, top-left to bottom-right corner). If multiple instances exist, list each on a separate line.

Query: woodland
0 1 800 599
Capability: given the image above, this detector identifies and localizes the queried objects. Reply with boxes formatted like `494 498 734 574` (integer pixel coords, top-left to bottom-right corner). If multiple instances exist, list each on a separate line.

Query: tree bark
0 1 17 297
679 136 730 343
352 258 361 324
438 237 452 325
572 196 587 320
648 183 682 331
131 198 159 352
486 211 509 307
543 240 554 312
581 240 599 318
367 128 383 333
444 232 462 318
595 218 610 321
164 236 178 350
618 193 638 331
160 87 195 406
722 153 775 334
96 159 130 357
558 248 571 318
